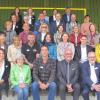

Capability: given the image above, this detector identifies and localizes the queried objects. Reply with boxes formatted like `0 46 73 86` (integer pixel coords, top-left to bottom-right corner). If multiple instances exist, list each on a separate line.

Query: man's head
27 32 35 43
41 45 48 58
64 48 73 62
80 35 87 46
88 52 96 64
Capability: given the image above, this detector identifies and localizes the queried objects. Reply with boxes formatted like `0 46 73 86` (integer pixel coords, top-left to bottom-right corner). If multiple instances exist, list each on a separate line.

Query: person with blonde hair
7 35 21 66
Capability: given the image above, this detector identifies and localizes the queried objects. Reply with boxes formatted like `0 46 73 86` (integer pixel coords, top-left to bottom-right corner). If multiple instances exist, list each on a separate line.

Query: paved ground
2 95 96 100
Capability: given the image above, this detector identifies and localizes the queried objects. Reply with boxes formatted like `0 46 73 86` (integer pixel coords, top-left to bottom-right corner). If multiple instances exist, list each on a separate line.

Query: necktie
67 62 70 84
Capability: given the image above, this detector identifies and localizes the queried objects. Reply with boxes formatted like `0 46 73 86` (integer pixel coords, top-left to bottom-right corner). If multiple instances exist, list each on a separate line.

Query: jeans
32 81 57 100
13 85 29 100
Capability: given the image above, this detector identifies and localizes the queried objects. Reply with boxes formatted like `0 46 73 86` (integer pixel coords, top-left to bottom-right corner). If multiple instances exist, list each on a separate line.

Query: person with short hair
9 54 31 100
57 48 80 100
32 45 57 100
81 52 100 100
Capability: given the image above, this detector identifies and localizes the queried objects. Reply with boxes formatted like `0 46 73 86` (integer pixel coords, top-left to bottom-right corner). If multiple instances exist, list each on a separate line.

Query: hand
29 63 33 69
39 81 47 90
92 84 100 92
36 53 40 59
66 84 74 93
0 79 4 84
19 83 26 88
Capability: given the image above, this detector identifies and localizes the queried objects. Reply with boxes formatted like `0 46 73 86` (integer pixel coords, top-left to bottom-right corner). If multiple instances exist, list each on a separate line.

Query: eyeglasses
41 26 47 28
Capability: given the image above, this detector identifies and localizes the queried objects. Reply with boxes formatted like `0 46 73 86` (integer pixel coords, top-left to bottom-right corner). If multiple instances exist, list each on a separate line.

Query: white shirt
90 64 98 84
12 24 16 30
41 32 46 42
81 45 87 63
56 21 60 26
28 16 32 24
0 61 5 80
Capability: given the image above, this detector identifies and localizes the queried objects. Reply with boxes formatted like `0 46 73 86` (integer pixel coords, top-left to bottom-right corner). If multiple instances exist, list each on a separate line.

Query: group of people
0 6 100 100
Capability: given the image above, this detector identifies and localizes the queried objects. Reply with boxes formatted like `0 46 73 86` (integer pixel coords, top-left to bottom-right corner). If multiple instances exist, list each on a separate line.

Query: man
74 35 93 63
81 52 100 100
62 7 72 24
21 33 40 69
32 45 57 100
57 48 80 100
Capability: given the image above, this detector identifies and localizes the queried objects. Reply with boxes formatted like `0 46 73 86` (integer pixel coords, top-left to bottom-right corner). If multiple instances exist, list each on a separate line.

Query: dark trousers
59 83 80 100
0 83 7 100
82 86 100 100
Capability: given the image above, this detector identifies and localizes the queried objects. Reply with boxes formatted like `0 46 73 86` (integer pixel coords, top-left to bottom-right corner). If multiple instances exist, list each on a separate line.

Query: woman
54 25 65 45
7 35 21 66
9 54 31 100
87 23 100 49
43 33 57 60
0 48 10 100
81 15 92 35
10 14 22 35
70 25 82 46
36 23 49 47
57 33 75 61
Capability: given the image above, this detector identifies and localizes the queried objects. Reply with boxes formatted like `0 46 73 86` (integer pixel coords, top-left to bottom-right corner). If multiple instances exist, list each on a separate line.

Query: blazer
2 60 11 84
10 64 31 88
57 60 79 85
80 61 100 87
74 45 93 61
62 13 72 24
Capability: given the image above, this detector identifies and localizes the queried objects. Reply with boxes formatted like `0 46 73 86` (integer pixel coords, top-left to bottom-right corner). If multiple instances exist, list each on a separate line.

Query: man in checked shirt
32 45 57 100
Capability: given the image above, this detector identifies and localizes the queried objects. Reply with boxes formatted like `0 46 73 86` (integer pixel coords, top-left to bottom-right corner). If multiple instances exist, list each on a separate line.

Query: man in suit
0 48 11 100
81 52 100 100
74 35 93 63
49 12 65 36
57 48 80 100
62 7 72 24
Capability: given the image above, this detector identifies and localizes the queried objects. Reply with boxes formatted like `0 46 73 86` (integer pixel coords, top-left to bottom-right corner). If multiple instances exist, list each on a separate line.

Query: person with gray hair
81 51 100 100
57 48 80 100
9 53 31 100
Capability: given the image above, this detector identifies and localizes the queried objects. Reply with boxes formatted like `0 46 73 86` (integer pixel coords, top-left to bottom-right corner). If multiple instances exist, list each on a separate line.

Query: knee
73 83 80 90
32 82 39 90
49 82 57 90
82 88 89 96
59 84 66 92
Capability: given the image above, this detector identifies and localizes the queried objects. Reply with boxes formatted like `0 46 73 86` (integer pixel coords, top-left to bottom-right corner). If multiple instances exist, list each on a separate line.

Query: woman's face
58 26 64 32
45 35 51 43
73 26 79 33
13 38 20 46
90 24 96 33
15 8 20 14
16 58 24 66
41 24 48 32
11 15 17 22
62 34 68 42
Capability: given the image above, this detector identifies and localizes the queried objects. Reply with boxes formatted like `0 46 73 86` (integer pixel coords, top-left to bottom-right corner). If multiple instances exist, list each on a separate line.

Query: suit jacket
62 13 71 24
29 15 36 31
57 60 79 85
1 60 11 86
74 45 93 61
80 61 100 87
49 20 65 36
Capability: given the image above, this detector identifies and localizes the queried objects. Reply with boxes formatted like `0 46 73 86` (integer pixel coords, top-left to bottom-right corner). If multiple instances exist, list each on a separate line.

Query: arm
48 60 56 84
